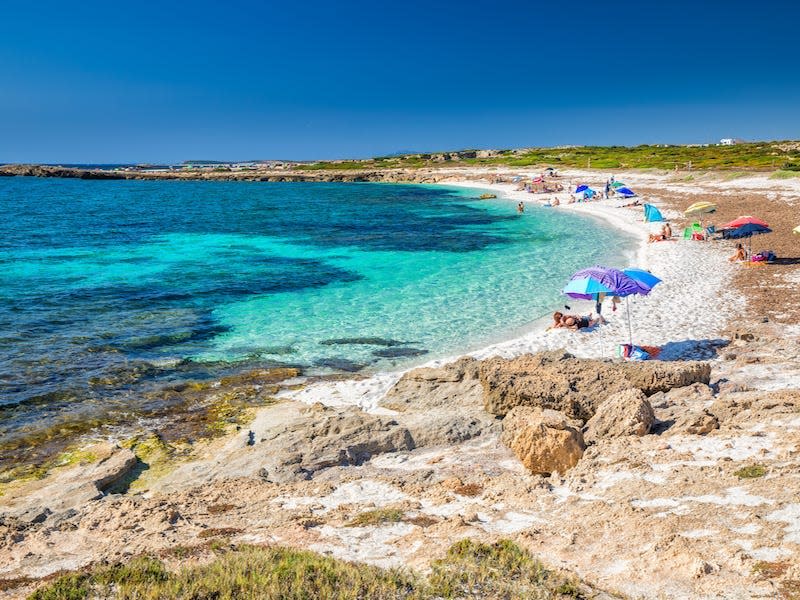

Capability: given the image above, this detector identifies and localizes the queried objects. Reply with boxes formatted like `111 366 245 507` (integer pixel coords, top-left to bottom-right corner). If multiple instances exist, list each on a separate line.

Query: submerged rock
313 357 369 372
372 347 428 358
500 407 585 476
320 337 409 347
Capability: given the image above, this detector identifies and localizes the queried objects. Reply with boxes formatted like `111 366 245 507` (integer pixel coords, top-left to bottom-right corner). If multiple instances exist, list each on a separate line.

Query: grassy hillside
293 141 800 172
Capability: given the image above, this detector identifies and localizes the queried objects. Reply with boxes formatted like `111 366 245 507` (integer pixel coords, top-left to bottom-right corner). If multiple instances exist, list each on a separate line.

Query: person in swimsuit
562 315 598 330
728 243 746 262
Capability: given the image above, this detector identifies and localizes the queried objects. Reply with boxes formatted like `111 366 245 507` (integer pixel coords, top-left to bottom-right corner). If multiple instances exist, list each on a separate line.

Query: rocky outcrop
0 164 125 179
257 406 414 483
584 389 655 443
480 351 711 420
500 407 585 475
382 357 481 410
0 447 137 521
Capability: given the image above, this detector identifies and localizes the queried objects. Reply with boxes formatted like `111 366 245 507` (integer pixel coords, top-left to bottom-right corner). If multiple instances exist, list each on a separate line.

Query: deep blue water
0 178 631 456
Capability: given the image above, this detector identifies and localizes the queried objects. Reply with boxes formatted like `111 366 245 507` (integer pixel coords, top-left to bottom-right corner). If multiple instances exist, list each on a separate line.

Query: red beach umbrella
720 215 769 230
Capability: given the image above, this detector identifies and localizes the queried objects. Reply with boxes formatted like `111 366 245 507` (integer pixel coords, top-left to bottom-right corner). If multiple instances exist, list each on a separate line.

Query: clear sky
2 0 799 163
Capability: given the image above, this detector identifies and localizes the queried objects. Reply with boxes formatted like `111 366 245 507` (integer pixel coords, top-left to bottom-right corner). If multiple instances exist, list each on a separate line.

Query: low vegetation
734 464 767 479
27 540 595 599
346 507 405 527
292 141 800 173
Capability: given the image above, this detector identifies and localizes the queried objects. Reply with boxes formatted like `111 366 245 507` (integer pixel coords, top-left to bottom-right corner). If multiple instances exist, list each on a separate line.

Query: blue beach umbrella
622 268 662 290
616 187 636 198
575 184 589 193
724 223 772 256
562 277 613 298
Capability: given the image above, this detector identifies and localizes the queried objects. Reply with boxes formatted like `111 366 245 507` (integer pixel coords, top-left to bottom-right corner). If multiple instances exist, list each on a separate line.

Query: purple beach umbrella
566 266 651 299
563 265 659 347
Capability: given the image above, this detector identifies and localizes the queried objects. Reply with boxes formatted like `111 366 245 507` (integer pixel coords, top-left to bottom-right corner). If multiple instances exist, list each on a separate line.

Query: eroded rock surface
480 351 711 419
584 389 655 443
500 407 585 475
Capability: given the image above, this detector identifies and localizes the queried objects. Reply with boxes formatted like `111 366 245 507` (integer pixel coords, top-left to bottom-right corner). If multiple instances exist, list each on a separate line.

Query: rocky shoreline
2 328 799 598
0 163 459 183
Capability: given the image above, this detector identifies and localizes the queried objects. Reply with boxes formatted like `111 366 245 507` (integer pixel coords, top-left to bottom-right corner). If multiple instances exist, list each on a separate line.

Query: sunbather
728 243 746 262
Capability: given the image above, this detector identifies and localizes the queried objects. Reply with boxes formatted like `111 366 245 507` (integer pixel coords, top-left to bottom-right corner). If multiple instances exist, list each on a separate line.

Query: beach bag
618 344 651 361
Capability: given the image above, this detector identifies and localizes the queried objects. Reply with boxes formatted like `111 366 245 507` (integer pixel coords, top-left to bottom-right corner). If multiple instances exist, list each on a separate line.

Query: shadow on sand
658 338 729 361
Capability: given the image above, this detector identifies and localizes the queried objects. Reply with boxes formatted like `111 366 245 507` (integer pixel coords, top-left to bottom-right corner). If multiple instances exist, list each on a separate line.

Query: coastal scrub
26 540 597 599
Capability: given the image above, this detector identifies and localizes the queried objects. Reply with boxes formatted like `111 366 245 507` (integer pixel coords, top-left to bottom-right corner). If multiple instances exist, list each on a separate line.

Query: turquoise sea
0 178 631 465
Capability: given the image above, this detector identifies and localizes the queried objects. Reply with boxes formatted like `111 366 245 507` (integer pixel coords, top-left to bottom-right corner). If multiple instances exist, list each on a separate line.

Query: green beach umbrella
612 182 625 188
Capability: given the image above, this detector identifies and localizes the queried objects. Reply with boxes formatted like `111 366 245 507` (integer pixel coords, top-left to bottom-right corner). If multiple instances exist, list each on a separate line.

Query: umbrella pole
626 296 633 347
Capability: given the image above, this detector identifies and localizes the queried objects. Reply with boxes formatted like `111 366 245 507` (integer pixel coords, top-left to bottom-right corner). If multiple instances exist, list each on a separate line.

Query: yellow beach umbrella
685 201 717 216
794 225 800 235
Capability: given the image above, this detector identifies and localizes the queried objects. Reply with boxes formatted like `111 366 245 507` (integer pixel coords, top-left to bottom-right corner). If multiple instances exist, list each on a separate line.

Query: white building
719 138 736 146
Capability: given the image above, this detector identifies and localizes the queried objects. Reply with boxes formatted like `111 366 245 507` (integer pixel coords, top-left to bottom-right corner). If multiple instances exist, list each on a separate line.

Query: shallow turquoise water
0 178 631 450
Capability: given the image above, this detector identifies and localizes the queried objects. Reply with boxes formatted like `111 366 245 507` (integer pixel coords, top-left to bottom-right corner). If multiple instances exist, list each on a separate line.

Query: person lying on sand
561 315 597 330
548 311 597 330
547 311 565 330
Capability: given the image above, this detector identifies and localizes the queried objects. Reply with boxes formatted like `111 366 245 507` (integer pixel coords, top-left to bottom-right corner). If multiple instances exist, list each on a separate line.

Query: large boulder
500 407 585 475
480 351 711 420
584 389 655 443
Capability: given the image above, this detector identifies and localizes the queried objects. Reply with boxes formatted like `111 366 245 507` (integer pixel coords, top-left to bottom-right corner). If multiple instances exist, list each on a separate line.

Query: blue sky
1 0 798 163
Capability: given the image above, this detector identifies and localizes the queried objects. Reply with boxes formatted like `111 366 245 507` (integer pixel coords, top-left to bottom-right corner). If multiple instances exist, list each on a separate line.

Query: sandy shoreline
281 176 743 412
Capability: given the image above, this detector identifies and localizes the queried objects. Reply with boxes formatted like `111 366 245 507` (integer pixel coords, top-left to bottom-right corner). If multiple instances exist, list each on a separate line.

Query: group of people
648 222 672 243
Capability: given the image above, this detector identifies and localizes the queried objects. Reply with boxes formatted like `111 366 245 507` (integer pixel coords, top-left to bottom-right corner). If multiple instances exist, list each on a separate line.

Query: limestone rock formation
382 357 481 410
480 351 711 420
1 447 137 521
257 407 415 483
584 389 655 443
500 407 585 475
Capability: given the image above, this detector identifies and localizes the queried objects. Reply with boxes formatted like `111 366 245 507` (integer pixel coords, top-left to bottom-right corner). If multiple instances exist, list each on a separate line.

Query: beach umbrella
794 225 800 235
562 266 655 348
623 268 662 290
725 223 772 256
721 215 769 230
575 184 589 193
616 187 636 198
562 277 614 298
684 201 717 216
564 266 650 300
612 181 626 188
